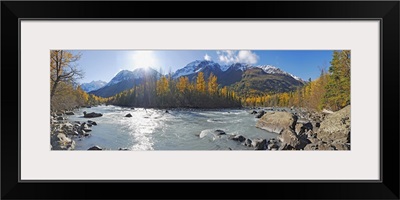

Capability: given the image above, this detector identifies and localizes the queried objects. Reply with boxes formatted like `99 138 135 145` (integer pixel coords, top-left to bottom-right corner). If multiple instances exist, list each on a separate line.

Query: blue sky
71 50 335 84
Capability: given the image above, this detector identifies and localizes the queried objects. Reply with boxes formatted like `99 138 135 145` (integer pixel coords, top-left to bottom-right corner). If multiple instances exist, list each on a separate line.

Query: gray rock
278 143 294 150
278 129 300 149
331 140 350 150
268 143 279 150
125 113 133 117
83 128 92 132
244 138 252 147
87 120 97 125
318 143 336 150
304 144 318 150
230 135 246 143
51 133 75 150
317 105 350 144
81 123 89 130
83 111 103 118
68 131 79 136
255 110 265 118
83 132 91 137
88 145 102 150
214 130 226 136
256 112 298 133
65 111 75 115
56 116 64 121
307 136 320 144
252 138 267 150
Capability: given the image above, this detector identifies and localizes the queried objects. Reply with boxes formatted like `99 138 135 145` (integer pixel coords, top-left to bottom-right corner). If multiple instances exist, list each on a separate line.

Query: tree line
108 72 241 108
243 50 351 111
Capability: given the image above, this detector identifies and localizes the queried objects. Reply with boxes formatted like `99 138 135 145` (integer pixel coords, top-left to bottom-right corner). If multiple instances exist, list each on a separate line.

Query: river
66 105 277 150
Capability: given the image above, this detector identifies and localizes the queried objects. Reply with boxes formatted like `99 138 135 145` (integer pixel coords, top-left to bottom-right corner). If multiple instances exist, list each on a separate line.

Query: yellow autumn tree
196 72 206 93
156 76 170 96
207 73 218 95
176 76 189 94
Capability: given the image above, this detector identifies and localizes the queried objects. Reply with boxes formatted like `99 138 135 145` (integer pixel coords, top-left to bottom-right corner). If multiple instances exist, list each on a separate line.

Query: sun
132 51 157 69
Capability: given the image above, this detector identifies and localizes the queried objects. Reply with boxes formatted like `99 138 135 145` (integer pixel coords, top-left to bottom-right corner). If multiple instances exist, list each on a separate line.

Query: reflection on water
66 105 277 150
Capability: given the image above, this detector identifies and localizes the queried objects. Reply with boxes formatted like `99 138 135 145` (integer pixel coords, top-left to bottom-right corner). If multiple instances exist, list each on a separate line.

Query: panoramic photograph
50 50 350 151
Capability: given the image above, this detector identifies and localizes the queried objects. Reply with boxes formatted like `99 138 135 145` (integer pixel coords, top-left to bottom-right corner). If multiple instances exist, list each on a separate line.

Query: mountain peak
80 80 107 92
172 60 221 79
257 65 302 81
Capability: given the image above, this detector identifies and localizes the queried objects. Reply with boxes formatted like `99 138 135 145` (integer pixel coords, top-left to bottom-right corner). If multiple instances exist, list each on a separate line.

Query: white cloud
204 53 212 61
217 50 259 64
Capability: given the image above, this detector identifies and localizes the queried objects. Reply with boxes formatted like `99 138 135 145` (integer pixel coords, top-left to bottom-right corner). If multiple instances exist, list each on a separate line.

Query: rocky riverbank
50 105 350 151
50 110 99 150
193 105 350 150
249 105 350 150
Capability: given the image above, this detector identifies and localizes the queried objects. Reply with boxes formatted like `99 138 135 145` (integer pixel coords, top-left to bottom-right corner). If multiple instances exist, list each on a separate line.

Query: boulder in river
87 120 97 125
252 138 267 150
230 134 246 143
256 111 298 133
317 105 350 144
56 116 64 121
125 113 133 117
88 145 102 150
65 111 75 115
255 110 265 118
250 110 258 114
244 138 252 147
214 130 226 136
83 111 103 118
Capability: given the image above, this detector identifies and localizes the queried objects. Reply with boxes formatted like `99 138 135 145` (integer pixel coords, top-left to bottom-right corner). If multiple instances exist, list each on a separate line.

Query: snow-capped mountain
225 63 254 72
172 60 223 79
80 80 107 92
90 68 161 97
257 65 302 81
172 60 302 82
106 68 161 87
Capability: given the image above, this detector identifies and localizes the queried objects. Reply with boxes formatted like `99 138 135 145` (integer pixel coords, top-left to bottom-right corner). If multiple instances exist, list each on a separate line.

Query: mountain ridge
80 80 107 92
88 60 305 98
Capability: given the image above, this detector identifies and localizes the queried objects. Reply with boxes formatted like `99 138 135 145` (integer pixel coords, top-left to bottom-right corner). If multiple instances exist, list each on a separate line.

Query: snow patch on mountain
106 68 160 87
257 65 302 81
80 80 107 92
172 60 222 79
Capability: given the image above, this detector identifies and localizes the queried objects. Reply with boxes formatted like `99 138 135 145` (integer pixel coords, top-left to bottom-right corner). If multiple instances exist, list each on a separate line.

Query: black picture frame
2 1 399 199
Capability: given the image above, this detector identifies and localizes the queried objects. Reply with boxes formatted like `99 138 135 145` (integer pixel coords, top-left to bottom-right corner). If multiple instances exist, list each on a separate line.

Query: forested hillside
242 50 350 111
108 72 241 108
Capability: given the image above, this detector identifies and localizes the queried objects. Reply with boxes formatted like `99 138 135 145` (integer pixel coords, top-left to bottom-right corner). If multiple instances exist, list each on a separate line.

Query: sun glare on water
132 51 158 69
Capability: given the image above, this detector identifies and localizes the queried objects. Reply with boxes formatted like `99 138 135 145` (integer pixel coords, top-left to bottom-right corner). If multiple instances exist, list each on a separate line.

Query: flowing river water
67 105 277 150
